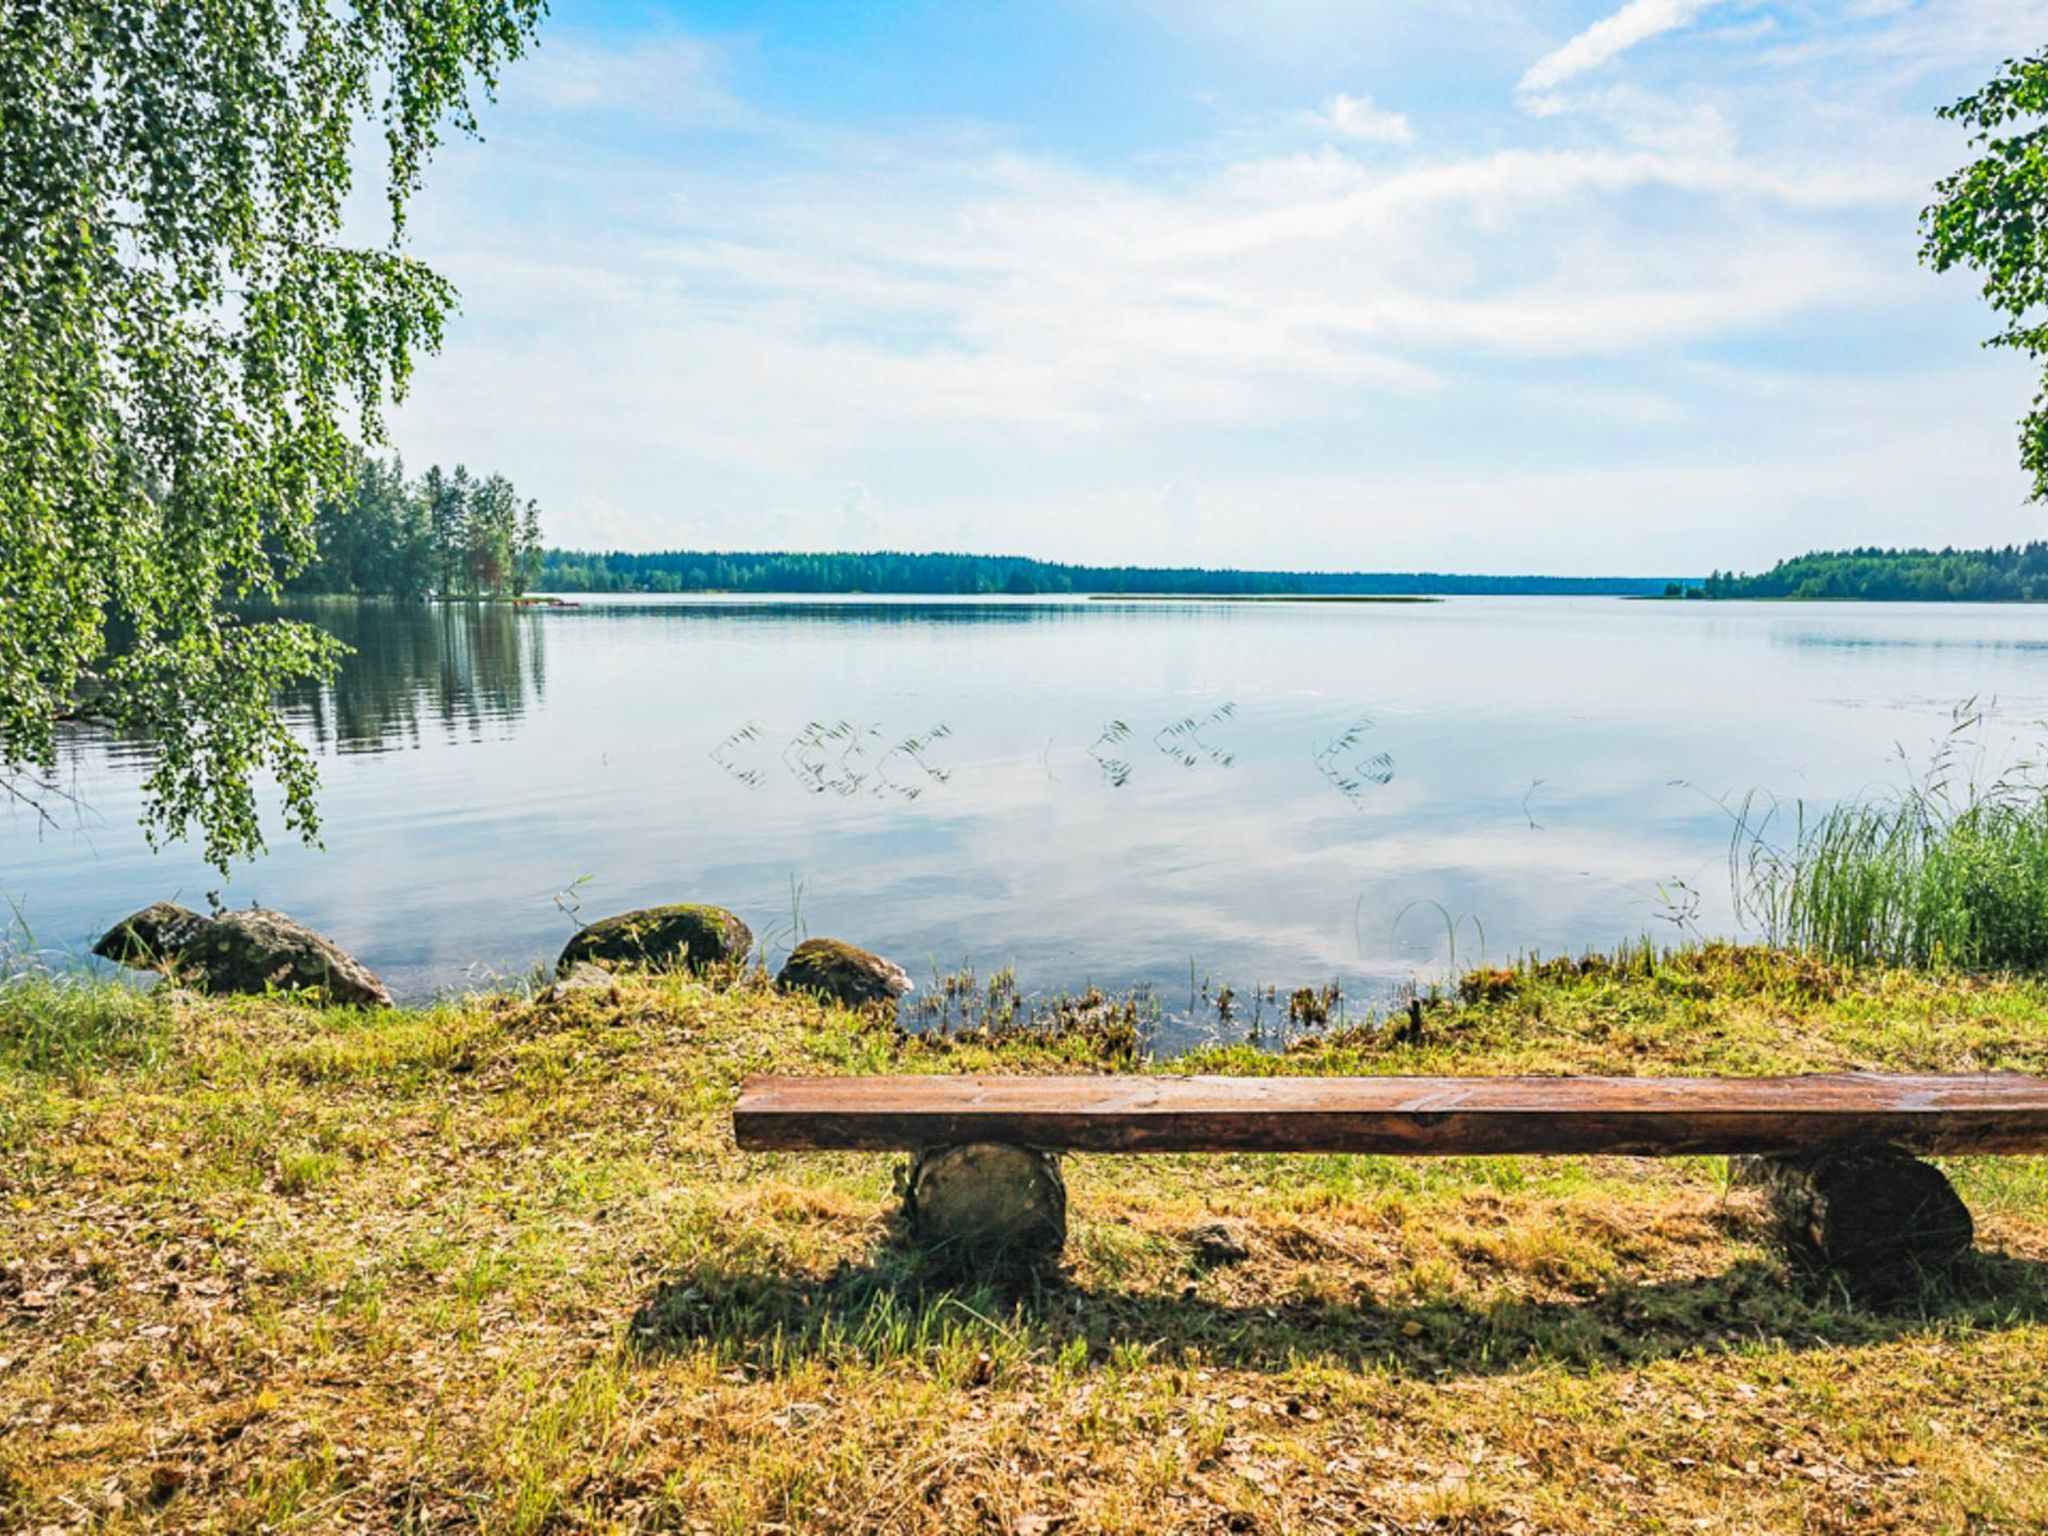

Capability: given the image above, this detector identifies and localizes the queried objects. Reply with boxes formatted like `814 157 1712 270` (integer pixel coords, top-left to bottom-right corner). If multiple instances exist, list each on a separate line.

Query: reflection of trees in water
563 600 1068 629
277 599 545 754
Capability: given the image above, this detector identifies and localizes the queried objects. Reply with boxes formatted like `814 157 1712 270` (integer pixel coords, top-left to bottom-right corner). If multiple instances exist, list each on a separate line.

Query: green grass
0 968 163 1076
1740 764 2048 971
1 949 2046 1533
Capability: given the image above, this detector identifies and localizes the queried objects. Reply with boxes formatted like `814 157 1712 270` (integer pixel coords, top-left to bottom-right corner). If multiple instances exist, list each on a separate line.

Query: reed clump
1740 774 2048 972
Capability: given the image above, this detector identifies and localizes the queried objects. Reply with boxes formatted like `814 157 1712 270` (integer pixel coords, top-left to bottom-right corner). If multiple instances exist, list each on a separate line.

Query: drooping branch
0 0 543 870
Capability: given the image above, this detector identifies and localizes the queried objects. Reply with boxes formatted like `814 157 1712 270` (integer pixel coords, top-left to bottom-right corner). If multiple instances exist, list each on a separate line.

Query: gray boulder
557 904 752 976
776 938 912 1008
94 903 392 1008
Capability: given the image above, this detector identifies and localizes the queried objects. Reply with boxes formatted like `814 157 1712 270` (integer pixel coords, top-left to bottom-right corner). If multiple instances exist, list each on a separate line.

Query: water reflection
783 721 954 799
1153 702 1239 770
10 595 2048 1015
1089 722 1134 788
271 599 546 754
562 597 1068 628
1314 715 1396 808
1775 627 2048 654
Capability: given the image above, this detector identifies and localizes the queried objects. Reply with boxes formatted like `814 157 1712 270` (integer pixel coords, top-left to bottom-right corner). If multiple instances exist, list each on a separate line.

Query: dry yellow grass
3 946 2047 1533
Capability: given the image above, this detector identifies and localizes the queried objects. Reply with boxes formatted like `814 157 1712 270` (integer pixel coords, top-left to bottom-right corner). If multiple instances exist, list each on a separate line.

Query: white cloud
1307 91 1414 144
396 115 1927 556
384 11 2038 568
1758 0 2043 76
1517 0 1722 97
415 133 1906 468
899 394 2035 571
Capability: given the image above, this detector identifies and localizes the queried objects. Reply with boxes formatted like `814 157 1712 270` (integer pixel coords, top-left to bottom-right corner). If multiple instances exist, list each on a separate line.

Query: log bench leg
905 1143 1066 1268
896 1140 1976 1287
1733 1145 1973 1292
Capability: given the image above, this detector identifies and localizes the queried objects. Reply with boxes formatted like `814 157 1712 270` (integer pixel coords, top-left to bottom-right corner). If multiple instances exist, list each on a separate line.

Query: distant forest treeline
303 525 2048 603
289 453 544 599
536 549 1671 597
1702 544 2048 601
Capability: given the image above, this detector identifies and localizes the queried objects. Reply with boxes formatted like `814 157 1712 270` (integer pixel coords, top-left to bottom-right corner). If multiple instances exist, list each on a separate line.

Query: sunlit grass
2 951 2046 1532
0 967 162 1076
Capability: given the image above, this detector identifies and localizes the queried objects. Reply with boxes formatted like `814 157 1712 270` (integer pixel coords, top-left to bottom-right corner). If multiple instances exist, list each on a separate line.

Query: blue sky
381 0 2046 573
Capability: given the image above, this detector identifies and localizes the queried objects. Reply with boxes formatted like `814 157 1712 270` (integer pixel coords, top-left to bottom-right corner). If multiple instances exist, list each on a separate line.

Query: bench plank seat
734 1072 2048 1157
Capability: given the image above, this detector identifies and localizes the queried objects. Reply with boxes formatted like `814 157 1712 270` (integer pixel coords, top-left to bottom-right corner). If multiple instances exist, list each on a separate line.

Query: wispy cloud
386 6 2037 570
1306 91 1415 144
1517 0 1723 97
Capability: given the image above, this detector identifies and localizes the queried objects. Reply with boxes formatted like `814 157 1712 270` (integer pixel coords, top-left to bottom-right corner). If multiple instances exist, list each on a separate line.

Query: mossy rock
557 905 752 976
94 902 213 969
776 938 912 1008
94 902 392 1008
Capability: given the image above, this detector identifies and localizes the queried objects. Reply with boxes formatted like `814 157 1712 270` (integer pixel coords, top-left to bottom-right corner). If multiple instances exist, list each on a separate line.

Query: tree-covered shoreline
535 545 2048 602
1701 543 2048 601
537 548 1674 597
289 453 544 600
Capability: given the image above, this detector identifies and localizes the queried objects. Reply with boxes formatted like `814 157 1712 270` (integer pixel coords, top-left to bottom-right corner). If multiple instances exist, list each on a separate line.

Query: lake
9 596 2047 1029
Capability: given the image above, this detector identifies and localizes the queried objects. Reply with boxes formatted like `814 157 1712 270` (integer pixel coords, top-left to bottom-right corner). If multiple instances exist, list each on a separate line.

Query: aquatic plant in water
1314 714 1394 808
1153 702 1238 769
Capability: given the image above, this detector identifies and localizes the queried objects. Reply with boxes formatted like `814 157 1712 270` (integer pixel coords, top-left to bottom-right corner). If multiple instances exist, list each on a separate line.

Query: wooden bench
736 1072 2048 1281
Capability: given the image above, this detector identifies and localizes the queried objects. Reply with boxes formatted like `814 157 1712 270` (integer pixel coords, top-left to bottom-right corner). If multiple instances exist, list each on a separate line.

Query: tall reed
1737 716 2048 971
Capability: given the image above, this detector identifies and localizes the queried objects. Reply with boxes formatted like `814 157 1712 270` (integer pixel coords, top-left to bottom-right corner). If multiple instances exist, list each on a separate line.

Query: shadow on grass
626 1234 2048 1381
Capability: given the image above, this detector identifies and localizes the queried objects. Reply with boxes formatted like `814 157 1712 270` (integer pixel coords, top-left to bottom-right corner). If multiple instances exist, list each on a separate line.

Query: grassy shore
4 946 2048 1534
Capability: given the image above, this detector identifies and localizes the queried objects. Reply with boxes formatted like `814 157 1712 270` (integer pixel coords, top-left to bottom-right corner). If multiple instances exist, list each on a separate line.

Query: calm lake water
9 596 2048 1023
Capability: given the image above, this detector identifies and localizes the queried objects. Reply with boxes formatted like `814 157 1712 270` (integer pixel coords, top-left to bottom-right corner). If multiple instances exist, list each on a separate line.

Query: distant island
537 549 1673 597
1696 543 2048 602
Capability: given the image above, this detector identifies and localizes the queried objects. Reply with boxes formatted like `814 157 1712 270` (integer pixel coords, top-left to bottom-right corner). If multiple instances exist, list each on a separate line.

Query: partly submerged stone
93 902 212 968
775 938 912 1009
543 960 621 1007
906 1142 1066 1269
556 904 752 976
94 902 392 1007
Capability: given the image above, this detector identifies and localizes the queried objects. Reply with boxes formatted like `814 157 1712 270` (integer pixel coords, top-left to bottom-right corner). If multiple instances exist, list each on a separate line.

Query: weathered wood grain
733 1073 2048 1156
